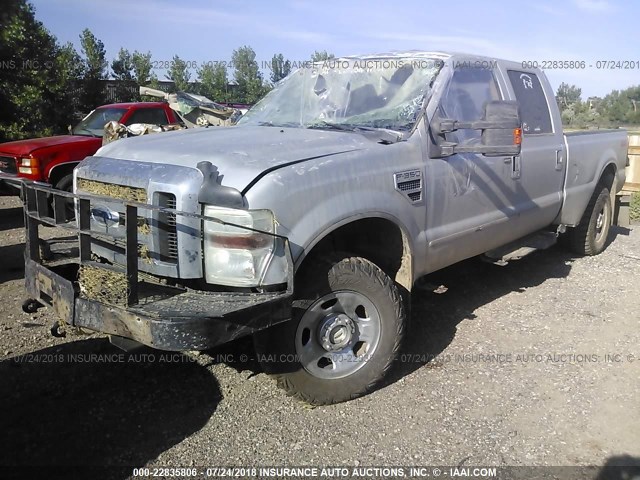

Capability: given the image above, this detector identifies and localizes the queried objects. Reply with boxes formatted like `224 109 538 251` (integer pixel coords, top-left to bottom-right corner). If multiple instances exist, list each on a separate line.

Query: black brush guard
21 181 293 350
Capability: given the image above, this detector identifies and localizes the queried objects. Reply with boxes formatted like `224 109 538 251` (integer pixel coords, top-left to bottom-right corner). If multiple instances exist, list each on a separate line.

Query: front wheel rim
295 290 382 380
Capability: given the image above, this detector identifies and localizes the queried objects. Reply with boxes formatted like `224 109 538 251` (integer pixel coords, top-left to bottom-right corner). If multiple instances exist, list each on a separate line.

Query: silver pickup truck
21 51 628 405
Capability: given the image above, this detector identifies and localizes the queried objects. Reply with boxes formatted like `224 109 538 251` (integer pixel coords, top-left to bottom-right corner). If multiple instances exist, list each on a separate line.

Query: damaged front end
21 179 293 351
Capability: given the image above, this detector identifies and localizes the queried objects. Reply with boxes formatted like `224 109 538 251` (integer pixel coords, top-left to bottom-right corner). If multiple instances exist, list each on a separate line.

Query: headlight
18 155 40 175
203 206 289 287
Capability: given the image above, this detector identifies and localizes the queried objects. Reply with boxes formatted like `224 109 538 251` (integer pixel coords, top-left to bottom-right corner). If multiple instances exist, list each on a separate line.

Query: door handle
511 156 521 179
555 149 564 170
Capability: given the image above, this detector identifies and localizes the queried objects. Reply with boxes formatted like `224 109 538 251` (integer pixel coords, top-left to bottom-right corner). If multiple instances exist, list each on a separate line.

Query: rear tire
254 253 406 405
567 186 611 256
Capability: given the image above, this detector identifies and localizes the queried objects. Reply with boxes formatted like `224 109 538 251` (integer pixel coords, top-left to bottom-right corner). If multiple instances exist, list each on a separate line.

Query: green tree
269 53 291 84
197 62 229 101
597 86 640 125
0 0 63 141
111 47 135 102
131 50 159 100
598 90 624 123
556 82 582 110
310 50 335 63
586 96 602 111
623 86 640 124
79 28 107 112
231 45 266 103
131 50 155 85
52 42 85 128
562 101 600 128
166 55 191 91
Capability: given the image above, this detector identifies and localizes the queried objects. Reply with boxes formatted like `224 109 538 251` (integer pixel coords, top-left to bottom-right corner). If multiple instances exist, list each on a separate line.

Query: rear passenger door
503 69 565 229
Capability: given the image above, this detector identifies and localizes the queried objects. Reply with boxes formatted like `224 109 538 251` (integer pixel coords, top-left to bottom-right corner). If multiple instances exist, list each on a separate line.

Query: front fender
243 139 427 282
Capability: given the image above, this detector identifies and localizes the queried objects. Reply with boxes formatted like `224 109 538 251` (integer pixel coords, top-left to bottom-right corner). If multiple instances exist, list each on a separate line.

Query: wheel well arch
599 162 616 190
599 162 618 211
47 162 78 187
296 216 414 292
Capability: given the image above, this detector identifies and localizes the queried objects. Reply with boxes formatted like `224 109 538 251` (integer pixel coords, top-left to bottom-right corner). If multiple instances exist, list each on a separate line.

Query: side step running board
482 231 558 265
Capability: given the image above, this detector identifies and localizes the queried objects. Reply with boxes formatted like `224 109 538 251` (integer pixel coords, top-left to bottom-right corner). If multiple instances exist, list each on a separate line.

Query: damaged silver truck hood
94 126 369 192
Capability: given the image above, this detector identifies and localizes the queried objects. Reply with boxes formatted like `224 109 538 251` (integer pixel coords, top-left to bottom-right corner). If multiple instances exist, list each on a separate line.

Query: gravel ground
0 195 638 477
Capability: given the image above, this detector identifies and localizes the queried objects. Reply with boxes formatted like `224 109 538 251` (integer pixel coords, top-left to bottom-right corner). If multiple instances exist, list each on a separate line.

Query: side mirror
430 100 522 158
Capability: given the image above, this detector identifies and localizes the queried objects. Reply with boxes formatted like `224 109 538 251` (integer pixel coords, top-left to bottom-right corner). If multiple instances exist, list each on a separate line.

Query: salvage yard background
1 195 638 471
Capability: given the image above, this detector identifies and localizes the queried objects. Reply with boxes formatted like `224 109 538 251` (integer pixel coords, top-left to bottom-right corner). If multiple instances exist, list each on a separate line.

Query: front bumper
25 259 292 350
21 181 294 351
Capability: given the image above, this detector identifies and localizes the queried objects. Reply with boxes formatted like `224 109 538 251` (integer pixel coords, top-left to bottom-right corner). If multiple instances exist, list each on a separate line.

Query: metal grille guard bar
20 180 294 308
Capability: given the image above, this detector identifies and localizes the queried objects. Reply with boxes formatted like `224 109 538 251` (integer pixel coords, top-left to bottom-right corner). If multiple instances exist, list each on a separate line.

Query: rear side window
507 70 552 135
125 108 169 126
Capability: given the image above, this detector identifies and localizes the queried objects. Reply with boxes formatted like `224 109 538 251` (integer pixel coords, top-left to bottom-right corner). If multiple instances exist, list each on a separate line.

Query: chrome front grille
74 157 204 280
157 192 178 261
77 178 151 258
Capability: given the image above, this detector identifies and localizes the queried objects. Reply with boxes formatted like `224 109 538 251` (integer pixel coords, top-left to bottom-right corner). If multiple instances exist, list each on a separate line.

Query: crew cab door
502 68 565 229
424 65 529 272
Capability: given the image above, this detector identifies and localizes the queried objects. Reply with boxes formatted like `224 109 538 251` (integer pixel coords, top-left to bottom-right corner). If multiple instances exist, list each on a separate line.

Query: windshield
238 56 443 132
73 108 128 136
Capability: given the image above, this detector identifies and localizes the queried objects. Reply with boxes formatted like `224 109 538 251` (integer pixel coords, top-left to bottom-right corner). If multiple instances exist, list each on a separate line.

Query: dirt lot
0 195 638 477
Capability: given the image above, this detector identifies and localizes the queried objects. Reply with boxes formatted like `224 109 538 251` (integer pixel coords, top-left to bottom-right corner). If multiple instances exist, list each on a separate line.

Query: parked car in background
0 102 180 198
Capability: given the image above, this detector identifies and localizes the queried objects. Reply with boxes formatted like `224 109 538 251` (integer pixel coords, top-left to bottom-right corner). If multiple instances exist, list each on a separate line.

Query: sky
30 0 640 98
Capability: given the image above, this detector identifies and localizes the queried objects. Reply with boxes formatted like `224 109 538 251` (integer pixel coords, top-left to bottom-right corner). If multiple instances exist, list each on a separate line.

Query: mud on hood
94 126 369 192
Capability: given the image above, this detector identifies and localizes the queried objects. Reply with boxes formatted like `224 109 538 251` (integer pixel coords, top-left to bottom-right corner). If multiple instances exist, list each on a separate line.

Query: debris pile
101 87 243 145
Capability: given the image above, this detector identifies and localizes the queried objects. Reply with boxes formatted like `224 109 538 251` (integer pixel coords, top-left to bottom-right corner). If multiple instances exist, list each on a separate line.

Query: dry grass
78 264 129 306
631 192 640 221
139 244 152 264
137 219 151 236
77 178 147 203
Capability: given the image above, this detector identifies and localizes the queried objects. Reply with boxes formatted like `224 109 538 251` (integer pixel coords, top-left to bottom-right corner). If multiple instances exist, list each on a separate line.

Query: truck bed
559 129 628 226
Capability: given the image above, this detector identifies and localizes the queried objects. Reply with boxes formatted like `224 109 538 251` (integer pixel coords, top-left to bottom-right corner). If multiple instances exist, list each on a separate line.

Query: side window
125 108 169 126
507 70 552 135
439 67 501 144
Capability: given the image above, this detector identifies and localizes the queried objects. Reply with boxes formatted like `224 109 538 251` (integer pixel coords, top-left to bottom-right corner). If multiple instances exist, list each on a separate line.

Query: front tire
568 186 612 256
53 173 75 219
254 254 406 405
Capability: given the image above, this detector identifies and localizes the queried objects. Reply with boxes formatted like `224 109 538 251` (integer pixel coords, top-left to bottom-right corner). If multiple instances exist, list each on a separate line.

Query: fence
626 134 640 191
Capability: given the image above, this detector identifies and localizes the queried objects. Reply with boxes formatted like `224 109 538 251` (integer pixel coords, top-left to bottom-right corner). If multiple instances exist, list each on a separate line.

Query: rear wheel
254 253 406 405
568 186 612 256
